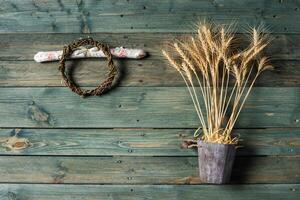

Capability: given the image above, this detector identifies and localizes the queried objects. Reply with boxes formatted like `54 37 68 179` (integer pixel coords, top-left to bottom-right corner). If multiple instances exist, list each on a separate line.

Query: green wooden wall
0 0 299 199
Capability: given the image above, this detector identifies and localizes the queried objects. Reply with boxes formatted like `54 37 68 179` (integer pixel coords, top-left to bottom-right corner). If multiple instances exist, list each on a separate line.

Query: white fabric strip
34 47 146 63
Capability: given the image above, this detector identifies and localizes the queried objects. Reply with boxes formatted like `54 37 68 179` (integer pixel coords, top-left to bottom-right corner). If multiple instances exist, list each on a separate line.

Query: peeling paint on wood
27 102 50 123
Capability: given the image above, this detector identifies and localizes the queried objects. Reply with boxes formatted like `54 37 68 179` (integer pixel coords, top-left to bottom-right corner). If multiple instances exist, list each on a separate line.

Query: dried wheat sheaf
162 22 272 144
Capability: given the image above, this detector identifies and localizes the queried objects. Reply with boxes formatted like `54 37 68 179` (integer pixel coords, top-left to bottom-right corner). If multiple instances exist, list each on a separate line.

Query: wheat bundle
163 22 272 144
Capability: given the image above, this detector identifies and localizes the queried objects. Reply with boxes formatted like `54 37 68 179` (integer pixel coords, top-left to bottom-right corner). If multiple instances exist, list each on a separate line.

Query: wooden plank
0 87 298 128
0 184 299 200
0 59 299 87
1 33 299 87
0 128 299 156
0 156 298 184
0 0 299 33
0 33 299 61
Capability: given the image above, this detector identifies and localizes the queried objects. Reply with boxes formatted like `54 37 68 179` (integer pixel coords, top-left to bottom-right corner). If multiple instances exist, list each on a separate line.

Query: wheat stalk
163 22 271 144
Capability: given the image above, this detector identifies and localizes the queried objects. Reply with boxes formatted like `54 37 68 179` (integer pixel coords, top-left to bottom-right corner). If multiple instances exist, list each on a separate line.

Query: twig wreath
58 37 117 97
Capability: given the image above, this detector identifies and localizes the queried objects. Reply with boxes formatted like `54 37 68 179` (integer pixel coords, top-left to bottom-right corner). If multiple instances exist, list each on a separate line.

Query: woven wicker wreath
58 38 117 97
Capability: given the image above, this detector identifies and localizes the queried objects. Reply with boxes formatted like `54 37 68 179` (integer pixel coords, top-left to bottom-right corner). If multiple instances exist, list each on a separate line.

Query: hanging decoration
34 37 147 97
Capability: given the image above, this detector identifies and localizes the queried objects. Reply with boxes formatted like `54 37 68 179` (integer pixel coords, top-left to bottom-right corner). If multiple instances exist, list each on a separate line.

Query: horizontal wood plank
0 87 299 128
0 59 299 87
0 33 299 87
0 0 299 33
0 156 298 184
0 33 299 61
0 184 299 200
0 128 299 156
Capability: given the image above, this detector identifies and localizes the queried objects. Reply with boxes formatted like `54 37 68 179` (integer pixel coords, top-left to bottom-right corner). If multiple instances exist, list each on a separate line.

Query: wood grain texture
0 184 299 200
0 33 299 87
0 33 299 61
0 156 298 184
0 87 298 128
0 59 299 87
0 128 299 156
197 141 236 184
0 0 299 194
0 0 299 33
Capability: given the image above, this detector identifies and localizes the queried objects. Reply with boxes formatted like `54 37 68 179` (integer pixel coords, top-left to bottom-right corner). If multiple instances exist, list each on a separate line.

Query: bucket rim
197 139 236 147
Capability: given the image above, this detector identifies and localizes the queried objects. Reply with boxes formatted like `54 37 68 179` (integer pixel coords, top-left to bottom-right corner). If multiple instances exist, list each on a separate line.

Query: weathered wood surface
198 141 236 184
0 184 298 200
0 33 299 87
0 1 299 198
0 33 299 61
0 59 299 87
0 0 299 33
0 128 299 156
0 156 298 184
0 87 298 128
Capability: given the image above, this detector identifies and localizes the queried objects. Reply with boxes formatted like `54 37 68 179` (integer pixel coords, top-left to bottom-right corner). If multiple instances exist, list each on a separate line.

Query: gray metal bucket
197 140 236 184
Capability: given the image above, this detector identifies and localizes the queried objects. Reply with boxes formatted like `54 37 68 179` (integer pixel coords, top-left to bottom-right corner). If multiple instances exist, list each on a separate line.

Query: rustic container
197 140 236 184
